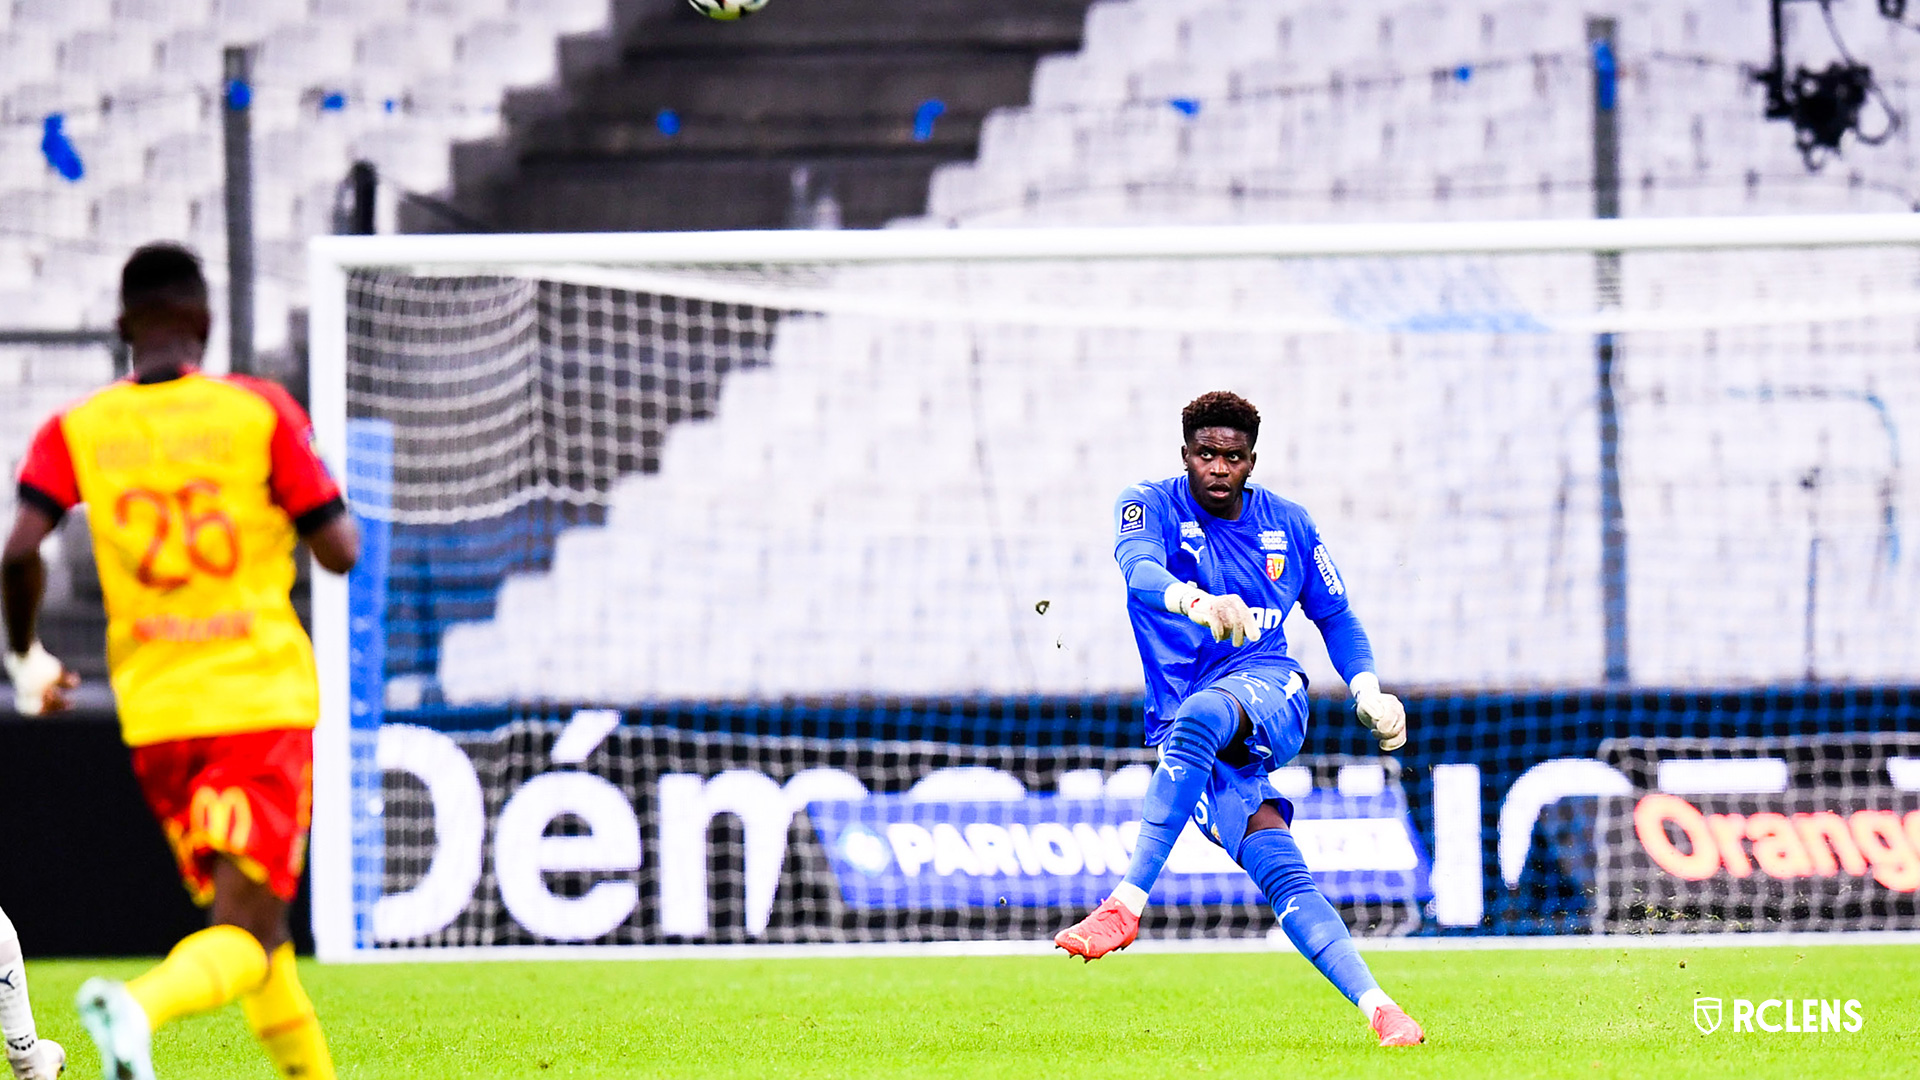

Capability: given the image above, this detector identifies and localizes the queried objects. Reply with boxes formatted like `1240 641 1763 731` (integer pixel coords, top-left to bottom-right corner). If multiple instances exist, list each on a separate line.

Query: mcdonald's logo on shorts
190 786 255 852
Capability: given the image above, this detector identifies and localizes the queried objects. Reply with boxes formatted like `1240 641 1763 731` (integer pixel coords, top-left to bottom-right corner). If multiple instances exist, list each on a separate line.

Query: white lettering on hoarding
371 725 485 944
657 767 869 938
495 773 641 942
877 815 1418 879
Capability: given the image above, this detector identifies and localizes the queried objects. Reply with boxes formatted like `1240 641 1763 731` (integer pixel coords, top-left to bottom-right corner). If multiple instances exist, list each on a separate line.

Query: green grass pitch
27 944 1915 1079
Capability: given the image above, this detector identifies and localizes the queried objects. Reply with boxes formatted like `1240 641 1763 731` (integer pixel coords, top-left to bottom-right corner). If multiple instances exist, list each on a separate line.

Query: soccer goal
307 215 1920 960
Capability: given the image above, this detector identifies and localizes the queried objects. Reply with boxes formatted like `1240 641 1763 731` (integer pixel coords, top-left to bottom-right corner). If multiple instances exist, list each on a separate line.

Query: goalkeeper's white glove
1163 582 1262 647
4 641 77 716
1350 672 1407 752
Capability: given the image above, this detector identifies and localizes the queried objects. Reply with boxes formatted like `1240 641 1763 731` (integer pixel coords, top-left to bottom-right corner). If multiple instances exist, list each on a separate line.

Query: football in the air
689 0 769 19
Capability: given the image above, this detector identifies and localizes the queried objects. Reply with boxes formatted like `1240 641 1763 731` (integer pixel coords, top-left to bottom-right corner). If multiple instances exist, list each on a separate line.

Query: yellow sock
240 944 335 1080
126 925 270 1031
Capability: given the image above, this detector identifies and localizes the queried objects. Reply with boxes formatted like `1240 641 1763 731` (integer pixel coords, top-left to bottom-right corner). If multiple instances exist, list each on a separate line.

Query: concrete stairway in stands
427 0 1100 232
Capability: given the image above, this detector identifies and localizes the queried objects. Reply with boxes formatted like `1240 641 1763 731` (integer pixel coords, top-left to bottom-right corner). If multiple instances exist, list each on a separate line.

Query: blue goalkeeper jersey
1114 476 1356 747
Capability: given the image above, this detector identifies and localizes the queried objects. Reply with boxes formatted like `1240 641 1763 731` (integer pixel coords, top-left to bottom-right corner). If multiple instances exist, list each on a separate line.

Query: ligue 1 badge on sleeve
1266 553 1285 581
1694 997 1723 1035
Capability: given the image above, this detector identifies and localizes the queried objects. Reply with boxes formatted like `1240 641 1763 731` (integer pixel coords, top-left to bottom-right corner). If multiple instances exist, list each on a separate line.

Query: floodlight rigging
1754 0 1903 168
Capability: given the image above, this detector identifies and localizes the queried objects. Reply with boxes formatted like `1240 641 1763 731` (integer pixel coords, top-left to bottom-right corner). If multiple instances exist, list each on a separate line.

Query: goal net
306 217 1920 958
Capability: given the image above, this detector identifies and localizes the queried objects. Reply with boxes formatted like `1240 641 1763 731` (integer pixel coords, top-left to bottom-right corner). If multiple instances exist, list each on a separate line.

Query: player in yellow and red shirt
1 244 357 1080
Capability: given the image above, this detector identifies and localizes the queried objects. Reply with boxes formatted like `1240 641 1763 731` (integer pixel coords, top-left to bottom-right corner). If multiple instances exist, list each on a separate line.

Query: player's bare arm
1 504 56 649
1 504 78 715
305 514 359 576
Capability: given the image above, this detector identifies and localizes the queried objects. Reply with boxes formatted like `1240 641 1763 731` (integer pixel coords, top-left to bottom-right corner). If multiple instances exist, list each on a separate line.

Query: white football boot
9 1038 66 1079
75 980 153 1080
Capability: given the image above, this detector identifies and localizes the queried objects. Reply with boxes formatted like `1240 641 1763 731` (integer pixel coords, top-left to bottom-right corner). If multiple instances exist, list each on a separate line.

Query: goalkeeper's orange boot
1053 897 1138 960
1370 1005 1425 1047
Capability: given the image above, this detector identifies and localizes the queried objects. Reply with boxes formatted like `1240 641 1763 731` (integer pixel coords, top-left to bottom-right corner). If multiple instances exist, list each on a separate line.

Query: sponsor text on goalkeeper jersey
15 369 344 746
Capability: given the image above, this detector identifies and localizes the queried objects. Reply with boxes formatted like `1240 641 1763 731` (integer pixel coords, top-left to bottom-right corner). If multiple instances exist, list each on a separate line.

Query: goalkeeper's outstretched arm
1298 522 1407 752
1 504 77 715
1312 606 1406 752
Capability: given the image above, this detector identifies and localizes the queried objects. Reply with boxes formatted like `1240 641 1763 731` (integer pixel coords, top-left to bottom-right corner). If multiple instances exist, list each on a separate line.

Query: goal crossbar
307 212 1920 270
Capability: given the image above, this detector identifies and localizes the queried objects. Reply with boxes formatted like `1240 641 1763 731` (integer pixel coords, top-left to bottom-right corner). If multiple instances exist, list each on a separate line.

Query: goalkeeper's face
1182 426 1256 518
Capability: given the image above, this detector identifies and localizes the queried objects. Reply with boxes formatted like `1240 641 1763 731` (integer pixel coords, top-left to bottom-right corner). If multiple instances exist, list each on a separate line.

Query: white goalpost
307 214 1920 961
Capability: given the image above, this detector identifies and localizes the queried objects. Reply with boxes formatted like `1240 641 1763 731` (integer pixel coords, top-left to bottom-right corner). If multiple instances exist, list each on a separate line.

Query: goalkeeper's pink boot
1053 897 1138 960
1370 1005 1426 1047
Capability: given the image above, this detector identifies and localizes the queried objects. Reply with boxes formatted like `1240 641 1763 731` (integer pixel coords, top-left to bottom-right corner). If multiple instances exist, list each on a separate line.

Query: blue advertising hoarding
810 790 1432 910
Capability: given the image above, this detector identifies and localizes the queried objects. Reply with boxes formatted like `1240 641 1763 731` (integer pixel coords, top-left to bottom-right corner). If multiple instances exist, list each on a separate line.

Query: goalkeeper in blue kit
1054 391 1425 1047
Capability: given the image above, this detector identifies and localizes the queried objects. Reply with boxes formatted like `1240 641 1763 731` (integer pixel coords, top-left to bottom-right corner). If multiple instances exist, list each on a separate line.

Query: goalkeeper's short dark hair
1182 391 1261 446
120 242 208 314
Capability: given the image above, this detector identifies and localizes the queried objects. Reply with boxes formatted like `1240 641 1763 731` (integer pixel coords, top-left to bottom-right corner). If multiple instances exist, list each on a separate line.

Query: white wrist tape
1348 671 1381 698
1162 581 1205 615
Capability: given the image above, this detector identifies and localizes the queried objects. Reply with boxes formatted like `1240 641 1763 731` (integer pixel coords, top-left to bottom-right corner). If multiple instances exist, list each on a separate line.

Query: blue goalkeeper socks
1237 826 1381 1006
1121 690 1239 898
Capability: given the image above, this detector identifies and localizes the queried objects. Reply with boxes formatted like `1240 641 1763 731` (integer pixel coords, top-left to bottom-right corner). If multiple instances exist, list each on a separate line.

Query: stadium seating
930 0 1916 227
446 0 1098 233
428 0 1920 702
0 0 616 358
7 0 1920 702
0 0 619 598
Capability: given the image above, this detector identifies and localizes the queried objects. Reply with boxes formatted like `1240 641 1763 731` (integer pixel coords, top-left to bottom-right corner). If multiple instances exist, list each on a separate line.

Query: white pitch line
328 930 1920 965
1349 929 1920 952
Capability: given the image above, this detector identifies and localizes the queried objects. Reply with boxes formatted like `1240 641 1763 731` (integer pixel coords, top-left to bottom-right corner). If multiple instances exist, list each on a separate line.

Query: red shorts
129 727 314 905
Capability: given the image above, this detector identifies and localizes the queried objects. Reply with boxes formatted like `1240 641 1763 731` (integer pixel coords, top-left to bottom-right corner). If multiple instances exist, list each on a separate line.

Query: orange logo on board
1633 793 1920 891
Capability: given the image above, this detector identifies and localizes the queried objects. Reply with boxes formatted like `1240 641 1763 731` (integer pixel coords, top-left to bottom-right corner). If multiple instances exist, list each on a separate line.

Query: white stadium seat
62 128 144 189
310 0 390 20
57 29 159 84
257 23 358 89
512 0 611 35
349 126 451 194
412 0 513 24
456 21 558 91
93 182 197 244
206 0 306 39
111 0 214 27
150 25 219 87
0 30 60 87
104 79 206 143
10 0 111 34
388 72 501 141
356 22 457 82
142 130 218 185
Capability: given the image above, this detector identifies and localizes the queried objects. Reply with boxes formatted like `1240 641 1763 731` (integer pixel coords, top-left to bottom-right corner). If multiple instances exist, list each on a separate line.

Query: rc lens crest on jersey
1266 553 1286 581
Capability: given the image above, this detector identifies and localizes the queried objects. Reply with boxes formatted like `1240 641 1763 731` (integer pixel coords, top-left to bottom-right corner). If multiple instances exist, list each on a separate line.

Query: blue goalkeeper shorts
1167 667 1308 858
